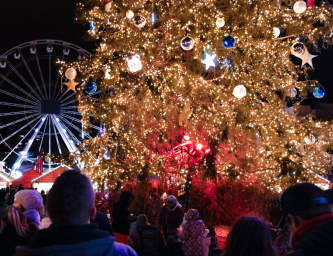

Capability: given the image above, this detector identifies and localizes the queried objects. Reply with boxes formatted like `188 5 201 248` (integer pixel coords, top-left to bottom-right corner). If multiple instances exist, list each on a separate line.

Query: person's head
185 209 200 222
47 169 96 227
152 187 158 194
119 191 134 206
14 190 43 212
325 189 333 207
223 216 277 256
41 190 45 196
9 188 16 197
1 206 29 237
280 183 332 235
207 226 216 236
136 214 148 226
0 189 7 203
167 195 177 209
34 188 38 191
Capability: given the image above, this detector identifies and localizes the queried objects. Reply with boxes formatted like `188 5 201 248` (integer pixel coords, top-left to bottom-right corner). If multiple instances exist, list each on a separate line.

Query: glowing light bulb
196 144 203 150
184 135 190 141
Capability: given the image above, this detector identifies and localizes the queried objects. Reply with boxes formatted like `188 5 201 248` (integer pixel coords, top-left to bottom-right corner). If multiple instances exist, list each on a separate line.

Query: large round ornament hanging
273 27 280 38
85 82 97 95
307 0 315 7
181 36 194 50
65 68 77 80
313 87 325 98
289 88 298 98
216 18 225 28
293 1 307 13
233 85 246 99
126 10 134 19
134 16 146 28
222 35 235 49
292 42 305 55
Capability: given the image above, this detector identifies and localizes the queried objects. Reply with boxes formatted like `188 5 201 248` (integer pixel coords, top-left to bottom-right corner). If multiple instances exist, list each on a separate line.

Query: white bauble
65 68 77 80
273 27 280 38
105 2 111 12
304 135 315 145
233 85 247 99
126 10 134 19
293 1 307 13
216 18 225 28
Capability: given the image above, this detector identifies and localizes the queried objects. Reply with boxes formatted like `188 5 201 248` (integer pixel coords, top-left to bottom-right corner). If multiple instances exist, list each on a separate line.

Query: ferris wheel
0 40 100 177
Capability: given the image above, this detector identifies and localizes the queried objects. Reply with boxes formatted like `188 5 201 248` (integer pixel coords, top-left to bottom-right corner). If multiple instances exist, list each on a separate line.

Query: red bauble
307 0 315 7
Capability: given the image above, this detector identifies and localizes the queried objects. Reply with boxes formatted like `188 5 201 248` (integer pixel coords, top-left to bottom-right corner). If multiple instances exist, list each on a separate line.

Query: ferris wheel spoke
62 113 99 130
60 92 76 104
61 99 77 107
38 115 49 152
0 113 40 130
48 117 51 171
13 115 46 171
49 52 52 102
0 73 39 103
4 60 41 102
52 53 65 100
0 89 39 106
0 114 42 145
62 105 78 109
20 53 46 99
52 118 62 155
0 102 40 110
0 110 39 117
34 52 48 99
59 116 92 139
51 115 80 151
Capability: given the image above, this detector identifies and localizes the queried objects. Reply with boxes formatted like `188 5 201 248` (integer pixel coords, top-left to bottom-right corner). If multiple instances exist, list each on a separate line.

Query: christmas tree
60 0 333 190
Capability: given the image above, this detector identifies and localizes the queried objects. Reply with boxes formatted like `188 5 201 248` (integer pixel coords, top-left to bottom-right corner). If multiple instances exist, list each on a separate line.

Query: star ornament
293 47 318 68
64 80 79 93
201 51 216 70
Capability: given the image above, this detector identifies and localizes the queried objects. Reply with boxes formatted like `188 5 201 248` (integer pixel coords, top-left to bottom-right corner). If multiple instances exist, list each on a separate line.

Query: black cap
279 183 330 230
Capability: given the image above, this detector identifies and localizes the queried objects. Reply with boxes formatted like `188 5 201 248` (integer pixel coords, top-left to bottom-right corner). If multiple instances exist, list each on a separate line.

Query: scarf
292 213 333 249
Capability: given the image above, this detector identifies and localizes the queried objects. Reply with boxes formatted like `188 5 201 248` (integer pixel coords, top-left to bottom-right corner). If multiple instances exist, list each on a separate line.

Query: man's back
15 223 137 256
289 216 333 256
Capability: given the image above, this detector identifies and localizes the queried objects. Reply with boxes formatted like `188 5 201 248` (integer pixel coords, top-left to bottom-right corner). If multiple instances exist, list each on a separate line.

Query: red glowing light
196 144 203 150
184 135 190 141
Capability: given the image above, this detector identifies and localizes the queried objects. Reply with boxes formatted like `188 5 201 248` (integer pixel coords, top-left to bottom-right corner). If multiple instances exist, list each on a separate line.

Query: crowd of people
0 170 333 256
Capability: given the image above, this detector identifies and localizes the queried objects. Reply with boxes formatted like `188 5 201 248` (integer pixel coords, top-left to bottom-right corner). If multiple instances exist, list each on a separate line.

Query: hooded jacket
112 191 134 235
15 223 137 256
289 213 333 256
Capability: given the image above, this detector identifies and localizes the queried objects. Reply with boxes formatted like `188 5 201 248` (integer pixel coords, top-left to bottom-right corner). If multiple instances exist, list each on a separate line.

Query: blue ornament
313 87 325 98
222 36 235 49
85 82 97 95
181 36 194 50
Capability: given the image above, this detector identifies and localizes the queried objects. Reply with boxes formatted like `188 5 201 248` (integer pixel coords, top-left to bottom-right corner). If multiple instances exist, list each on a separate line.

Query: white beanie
15 190 43 210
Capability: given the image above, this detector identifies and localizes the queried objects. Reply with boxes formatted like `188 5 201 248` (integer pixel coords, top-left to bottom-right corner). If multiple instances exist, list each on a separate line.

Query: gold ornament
179 103 192 125
64 80 79 93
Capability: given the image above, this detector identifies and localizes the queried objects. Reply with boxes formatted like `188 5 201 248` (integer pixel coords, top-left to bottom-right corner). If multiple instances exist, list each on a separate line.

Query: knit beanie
15 190 43 210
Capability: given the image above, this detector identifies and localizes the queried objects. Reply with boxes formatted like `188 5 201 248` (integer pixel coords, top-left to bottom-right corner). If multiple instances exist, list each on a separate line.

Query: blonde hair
3 206 29 237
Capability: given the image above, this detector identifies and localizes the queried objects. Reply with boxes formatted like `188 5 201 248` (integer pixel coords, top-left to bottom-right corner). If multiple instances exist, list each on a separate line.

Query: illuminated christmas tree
61 0 333 190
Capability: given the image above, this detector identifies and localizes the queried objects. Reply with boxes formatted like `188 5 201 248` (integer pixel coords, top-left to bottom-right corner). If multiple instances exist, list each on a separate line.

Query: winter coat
179 209 205 256
129 222 141 249
0 223 30 256
0 200 7 224
92 211 114 236
288 213 333 256
159 204 184 236
15 223 138 256
112 191 134 235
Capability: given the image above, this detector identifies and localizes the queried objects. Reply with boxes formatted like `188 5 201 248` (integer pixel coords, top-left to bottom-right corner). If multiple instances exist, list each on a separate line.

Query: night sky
0 0 332 105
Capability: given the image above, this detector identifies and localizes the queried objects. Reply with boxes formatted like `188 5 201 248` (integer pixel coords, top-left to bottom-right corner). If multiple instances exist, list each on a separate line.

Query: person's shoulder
113 242 138 256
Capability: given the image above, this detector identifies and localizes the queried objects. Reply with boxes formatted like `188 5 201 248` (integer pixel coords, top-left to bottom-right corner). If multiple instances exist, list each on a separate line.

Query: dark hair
207 226 216 235
47 169 94 226
3 206 29 237
223 216 277 256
